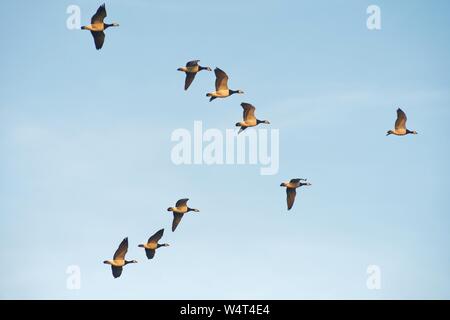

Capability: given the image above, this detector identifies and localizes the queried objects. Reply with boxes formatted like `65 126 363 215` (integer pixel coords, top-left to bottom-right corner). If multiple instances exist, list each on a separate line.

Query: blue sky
0 0 449 299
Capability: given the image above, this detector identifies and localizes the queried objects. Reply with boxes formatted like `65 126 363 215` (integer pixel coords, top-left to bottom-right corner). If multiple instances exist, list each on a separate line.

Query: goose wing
145 249 156 259
238 126 248 134
91 3 107 24
175 198 189 208
186 60 200 67
184 73 196 90
113 237 128 260
111 266 122 278
286 188 297 211
214 68 229 91
395 108 407 130
91 31 105 50
172 212 184 232
289 178 301 184
241 103 256 121
147 229 164 244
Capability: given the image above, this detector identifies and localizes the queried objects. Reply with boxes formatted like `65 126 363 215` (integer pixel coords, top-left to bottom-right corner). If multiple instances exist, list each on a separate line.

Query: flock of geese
103 198 199 278
81 4 418 278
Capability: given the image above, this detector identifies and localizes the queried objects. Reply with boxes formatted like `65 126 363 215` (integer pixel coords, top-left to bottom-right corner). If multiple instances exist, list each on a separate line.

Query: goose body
81 4 119 50
280 178 311 211
104 259 127 267
177 60 211 90
103 237 137 278
387 108 418 136
138 229 169 259
167 198 200 232
206 68 244 102
236 103 270 134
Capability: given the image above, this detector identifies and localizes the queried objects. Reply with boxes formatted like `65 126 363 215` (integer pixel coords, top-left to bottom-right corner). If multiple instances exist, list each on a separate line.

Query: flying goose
236 103 270 134
177 60 212 90
103 237 137 278
206 68 244 102
138 229 169 259
280 179 311 211
81 3 119 50
167 198 200 232
386 108 418 136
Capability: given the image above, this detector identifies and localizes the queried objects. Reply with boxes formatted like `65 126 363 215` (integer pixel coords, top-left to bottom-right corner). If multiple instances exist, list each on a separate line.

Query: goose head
138 244 145 248
409 130 418 135
189 208 200 213
257 119 270 125
200 66 212 71
105 23 119 29
125 260 138 265
158 243 170 248
230 89 244 96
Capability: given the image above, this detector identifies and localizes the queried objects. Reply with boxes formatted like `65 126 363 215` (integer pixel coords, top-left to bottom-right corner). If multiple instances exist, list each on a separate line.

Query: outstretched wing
111 266 122 278
147 229 164 244
184 73 196 90
91 31 105 50
145 249 156 259
186 60 200 67
91 3 107 24
395 108 407 130
241 103 256 121
113 237 128 260
214 68 229 91
290 178 301 184
175 198 189 207
286 188 297 211
238 126 248 134
172 212 184 232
